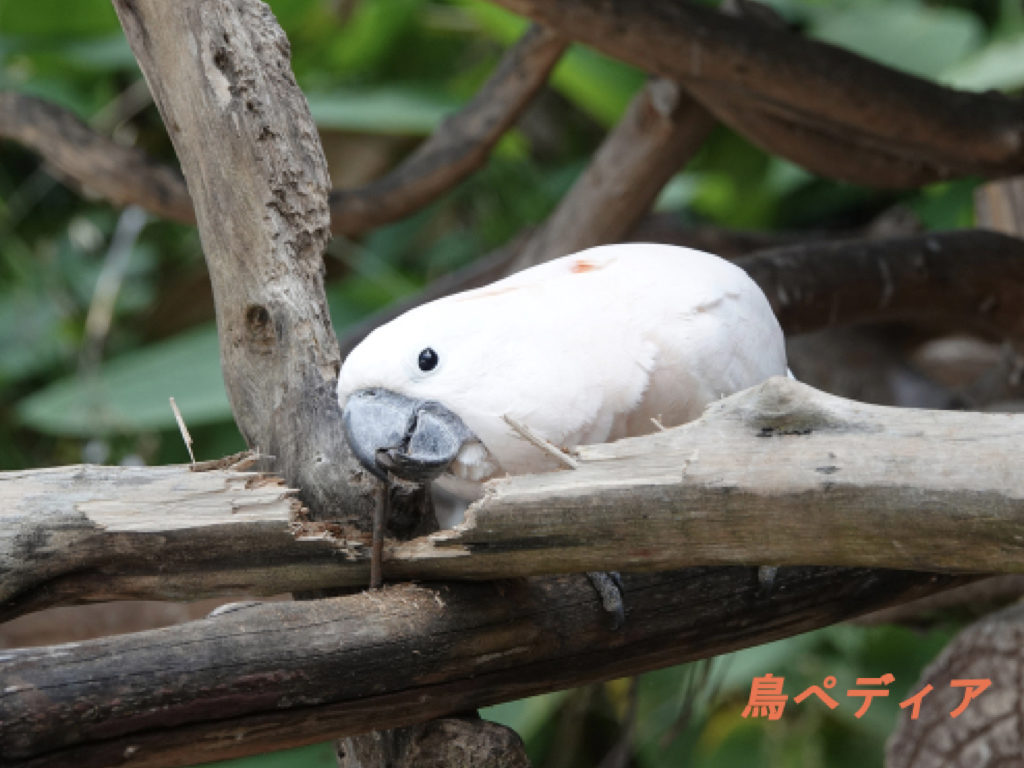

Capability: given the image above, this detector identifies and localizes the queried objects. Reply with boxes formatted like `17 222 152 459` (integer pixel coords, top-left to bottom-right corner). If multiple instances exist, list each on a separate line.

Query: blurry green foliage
0 0 1017 765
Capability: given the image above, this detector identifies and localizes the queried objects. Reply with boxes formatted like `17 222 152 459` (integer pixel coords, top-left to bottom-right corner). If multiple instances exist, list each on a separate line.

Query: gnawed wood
2 379 1022 620
0 464 353 620
0 567 969 768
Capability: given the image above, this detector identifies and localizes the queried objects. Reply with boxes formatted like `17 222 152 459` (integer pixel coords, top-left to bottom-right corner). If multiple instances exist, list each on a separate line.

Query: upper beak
341 388 476 484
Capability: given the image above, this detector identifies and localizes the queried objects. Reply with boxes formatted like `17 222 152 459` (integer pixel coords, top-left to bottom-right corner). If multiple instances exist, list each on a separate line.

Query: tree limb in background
887 603 1024 766
330 25 567 235
0 91 196 224
0 566 970 768
736 229 1024 345
0 25 565 237
508 78 715 272
486 0 1024 187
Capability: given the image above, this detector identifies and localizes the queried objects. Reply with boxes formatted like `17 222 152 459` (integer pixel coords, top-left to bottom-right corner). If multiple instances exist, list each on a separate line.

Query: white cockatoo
338 242 788 521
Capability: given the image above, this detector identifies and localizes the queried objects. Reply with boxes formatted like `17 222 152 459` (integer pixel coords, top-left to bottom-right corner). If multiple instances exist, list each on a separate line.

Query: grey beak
341 388 475 484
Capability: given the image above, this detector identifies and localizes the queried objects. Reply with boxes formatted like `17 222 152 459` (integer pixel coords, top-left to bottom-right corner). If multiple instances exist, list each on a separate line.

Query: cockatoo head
337 292 509 485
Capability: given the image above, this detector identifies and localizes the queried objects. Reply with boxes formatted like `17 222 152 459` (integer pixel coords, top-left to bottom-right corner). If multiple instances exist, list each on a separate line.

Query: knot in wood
244 303 276 350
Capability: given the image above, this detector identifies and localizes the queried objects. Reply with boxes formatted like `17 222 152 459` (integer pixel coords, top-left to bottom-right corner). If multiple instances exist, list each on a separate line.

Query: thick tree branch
486 0 1024 186
0 464 338 622
112 0 377 527
330 25 566 235
0 91 195 224
3 379 1022 621
737 229 1024 344
0 566 969 768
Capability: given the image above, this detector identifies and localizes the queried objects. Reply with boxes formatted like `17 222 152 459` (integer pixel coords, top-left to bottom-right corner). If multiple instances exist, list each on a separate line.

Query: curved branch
487 0 1024 186
695 92 959 188
329 25 567 235
736 229 1024 343
0 25 565 235
0 91 196 224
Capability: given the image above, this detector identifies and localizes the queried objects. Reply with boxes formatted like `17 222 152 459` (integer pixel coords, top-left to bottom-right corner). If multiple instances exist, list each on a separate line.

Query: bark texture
112 0 377 527
0 567 967 768
887 603 1024 767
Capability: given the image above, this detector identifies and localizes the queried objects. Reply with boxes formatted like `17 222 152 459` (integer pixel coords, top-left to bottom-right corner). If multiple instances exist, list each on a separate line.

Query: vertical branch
113 0 375 527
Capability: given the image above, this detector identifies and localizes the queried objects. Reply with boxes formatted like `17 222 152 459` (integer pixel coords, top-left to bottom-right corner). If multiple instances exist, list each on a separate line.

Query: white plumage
338 243 787 495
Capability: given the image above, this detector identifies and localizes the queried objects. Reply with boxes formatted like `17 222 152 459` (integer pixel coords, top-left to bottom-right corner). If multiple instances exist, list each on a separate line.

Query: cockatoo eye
418 347 439 372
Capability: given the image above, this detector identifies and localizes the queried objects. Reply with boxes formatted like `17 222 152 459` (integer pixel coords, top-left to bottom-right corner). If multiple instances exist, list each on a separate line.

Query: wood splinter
502 414 580 469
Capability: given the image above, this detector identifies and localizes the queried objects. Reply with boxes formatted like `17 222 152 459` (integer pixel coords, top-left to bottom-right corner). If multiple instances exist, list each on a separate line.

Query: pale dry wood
428 377 1024 576
887 603 1024 767
3 379 1023 621
337 719 530 768
487 0 1024 187
975 177 1024 237
0 566 968 768
112 0 378 527
0 464 360 620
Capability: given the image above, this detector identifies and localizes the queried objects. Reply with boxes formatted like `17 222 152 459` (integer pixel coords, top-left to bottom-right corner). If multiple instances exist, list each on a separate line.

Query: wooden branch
112 0 377 526
737 229 1024 344
508 78 715 271
887 603 1024 767
976 176 1024 237
0 566 970 768
330 25 566 235
696 93 959 188
486 0 1024 186
0 91 195 224
3 379 1022 621
0 464 358 622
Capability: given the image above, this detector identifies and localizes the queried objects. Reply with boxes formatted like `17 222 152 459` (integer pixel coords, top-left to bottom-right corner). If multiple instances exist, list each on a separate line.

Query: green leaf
306 86 460 135
942 34 1024 91
481 691 570 744
17 272 418 437
808 4 983 80
550 45 645 127
17 325 229 436
0 0 121 38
